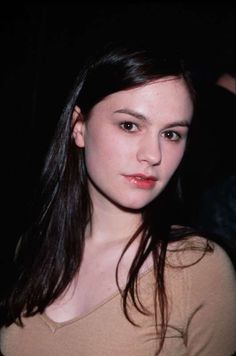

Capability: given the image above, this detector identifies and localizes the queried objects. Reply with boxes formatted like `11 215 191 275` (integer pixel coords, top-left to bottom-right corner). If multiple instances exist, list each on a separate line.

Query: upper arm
185 243 236 356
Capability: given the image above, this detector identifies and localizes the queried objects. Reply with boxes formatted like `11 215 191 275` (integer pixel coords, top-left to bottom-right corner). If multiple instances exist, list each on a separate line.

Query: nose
136 135 161 166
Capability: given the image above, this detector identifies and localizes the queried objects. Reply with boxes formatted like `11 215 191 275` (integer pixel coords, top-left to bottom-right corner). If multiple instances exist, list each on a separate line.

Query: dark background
1 2 235 263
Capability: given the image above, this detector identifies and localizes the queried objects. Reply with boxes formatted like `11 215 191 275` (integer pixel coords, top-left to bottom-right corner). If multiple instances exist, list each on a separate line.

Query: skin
216 73 236 94
46 77 193 322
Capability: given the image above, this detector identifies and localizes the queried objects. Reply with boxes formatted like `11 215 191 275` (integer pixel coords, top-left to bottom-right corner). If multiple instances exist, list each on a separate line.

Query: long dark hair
1 41 210 354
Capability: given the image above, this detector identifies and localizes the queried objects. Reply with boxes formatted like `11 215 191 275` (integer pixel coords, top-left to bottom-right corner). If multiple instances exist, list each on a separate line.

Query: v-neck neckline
40 266 154 332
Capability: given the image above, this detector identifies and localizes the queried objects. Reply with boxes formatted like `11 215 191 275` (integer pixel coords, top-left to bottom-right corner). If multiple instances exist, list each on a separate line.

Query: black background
1 2 235 262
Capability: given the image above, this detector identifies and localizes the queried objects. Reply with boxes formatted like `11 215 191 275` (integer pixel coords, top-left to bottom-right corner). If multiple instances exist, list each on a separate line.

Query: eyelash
162 130 182 141
120 121 183 141
120 121 139 132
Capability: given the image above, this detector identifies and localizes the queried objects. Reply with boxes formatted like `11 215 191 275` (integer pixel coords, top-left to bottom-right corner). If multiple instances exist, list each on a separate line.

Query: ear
72 105 85 148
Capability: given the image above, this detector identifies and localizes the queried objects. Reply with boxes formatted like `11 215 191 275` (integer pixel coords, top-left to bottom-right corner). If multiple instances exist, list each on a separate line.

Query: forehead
92 77 194 122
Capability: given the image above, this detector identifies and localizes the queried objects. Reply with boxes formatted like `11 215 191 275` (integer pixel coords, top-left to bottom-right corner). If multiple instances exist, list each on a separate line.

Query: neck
86 188 142 246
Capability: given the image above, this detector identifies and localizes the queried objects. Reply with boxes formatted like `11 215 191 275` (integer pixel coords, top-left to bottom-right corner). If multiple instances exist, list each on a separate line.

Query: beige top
1 239 236 356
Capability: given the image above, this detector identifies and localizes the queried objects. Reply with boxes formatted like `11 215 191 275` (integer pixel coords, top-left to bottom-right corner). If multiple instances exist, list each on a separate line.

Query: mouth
123 174 157 189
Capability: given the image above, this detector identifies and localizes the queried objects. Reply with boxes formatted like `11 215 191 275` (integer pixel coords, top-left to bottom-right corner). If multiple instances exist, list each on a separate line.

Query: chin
115 197 157 212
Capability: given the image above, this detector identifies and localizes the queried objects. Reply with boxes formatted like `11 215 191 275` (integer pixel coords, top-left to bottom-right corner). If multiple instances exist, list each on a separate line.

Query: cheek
85 127 133 163
84 132 122 175
164 145 185 175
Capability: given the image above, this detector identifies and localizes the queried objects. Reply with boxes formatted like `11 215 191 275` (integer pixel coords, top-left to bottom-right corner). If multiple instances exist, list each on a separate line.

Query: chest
46 248 131 322
46 240 153 323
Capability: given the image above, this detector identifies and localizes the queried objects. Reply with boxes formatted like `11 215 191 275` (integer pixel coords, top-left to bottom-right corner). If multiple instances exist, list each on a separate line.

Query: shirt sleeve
185 242 236 356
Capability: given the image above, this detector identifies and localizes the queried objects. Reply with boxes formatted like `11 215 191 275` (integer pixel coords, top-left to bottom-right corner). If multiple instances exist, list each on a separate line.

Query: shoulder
166 234 235 291
166 236 236 355
166 234 236 296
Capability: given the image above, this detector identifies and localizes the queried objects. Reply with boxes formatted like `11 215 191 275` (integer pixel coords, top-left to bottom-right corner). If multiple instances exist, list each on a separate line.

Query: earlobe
72 105 85 148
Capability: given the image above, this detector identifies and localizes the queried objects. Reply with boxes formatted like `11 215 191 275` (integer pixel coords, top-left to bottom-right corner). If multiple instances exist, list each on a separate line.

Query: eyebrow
113 108 191 128
114 109 147 121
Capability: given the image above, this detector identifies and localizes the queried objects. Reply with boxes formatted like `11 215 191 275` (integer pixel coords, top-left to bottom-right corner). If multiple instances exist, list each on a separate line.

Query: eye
120 121 139 132
162 130 181 141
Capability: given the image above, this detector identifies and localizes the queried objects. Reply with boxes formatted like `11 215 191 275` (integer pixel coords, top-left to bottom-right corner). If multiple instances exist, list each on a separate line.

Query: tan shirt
1 240 236 356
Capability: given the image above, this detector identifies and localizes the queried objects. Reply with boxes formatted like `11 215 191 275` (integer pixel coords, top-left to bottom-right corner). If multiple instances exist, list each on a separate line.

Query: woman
1 42 235 355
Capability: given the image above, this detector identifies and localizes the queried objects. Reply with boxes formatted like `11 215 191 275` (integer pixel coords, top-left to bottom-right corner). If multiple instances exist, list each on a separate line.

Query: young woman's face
73 77 193 211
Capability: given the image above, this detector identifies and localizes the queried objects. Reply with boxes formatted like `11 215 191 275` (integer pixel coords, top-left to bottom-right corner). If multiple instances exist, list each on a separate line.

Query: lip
123 174 157 189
